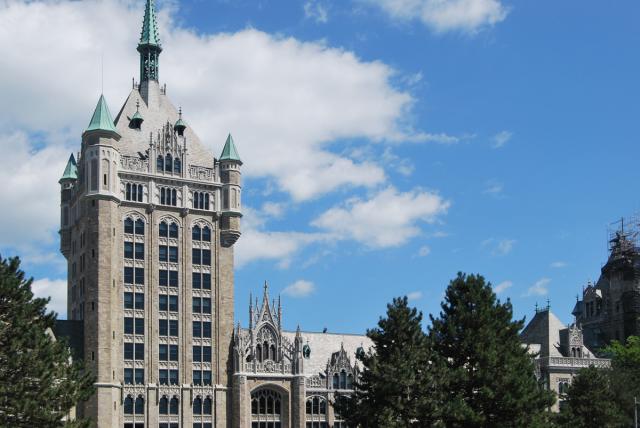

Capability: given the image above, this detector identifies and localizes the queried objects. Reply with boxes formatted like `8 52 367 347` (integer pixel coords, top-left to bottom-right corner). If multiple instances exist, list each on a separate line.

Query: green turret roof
59 154 78 182
86 94 119 135
139 0 160 46
220 134 242 163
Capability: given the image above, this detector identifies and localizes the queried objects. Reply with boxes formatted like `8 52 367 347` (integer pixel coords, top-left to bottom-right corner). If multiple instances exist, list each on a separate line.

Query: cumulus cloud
524 278 551 297
407 291 423 301
32 278 67 317
364 0 509 34
313 186 450 248
492 130 512 148
282 280 316 297
493 280 512 294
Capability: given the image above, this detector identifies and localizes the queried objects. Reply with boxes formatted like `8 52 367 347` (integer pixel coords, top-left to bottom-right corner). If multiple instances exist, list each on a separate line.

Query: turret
59 154 77 257
137 0 162 105
219 133 242 247
81 95 121 199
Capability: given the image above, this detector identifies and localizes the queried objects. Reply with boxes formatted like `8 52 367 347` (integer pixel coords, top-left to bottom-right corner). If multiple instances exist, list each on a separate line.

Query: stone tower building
59 0 242 426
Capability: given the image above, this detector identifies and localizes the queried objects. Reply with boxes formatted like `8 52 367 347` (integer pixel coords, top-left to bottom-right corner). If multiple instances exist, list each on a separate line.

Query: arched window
169 396 179 415
135 219 144 235
333 373 339 389
131 183 137 201
160 187 166 205
174 157 181 174
134 396 144 414
199 193 205 210
124 218 134 234
159 221 168 237
202 226 211 242
192 225 201 241
171 189 177 206
347 373 353 389
169 222 178 239
193 397 202 414
204 193 210 210
251 389 282 425
203 397 212 415
124 396 134 414
159 396 168 415
157 155 164 172
340 370 347 389
256 344 262 363
137 184 143 202
270 345 277 362
126 183 131 200
165 154 173 173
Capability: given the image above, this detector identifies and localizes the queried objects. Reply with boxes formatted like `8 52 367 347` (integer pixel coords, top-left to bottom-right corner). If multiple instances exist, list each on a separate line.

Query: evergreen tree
428 273 554 428
334 297 440 427
0 255 94 427
555 366 625 428
601 336 640 425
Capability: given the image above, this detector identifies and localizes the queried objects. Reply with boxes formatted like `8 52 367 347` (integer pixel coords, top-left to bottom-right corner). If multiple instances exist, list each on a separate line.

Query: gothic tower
59 1 242 426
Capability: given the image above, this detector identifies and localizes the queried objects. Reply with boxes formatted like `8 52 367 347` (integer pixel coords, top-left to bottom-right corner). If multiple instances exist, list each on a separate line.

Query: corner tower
59 1 242 426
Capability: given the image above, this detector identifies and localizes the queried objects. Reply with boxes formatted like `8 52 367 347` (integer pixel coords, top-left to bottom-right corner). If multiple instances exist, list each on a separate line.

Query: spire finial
137 0 162 82
535 302 539 313
546 298 551 310
179 107 182 118
136 99 140 111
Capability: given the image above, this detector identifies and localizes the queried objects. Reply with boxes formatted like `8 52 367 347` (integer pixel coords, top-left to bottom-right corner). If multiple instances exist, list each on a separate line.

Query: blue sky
0 0 639 334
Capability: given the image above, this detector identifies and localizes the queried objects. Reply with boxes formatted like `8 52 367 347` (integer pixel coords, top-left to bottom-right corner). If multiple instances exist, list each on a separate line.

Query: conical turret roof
139 0 160 46
86 95 120 136
59 154 78 182
219 133 242 163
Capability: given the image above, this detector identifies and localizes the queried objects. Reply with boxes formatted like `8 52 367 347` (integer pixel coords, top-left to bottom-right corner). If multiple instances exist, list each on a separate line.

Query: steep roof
520 309 566 358
139 0 160 46
59 153 78 182
220 133 242 163
86 94 120 135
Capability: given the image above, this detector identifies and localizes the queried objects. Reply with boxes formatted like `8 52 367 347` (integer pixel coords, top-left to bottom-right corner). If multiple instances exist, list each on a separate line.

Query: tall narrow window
165 154 173 173
174 157 181 173
157 155 164 172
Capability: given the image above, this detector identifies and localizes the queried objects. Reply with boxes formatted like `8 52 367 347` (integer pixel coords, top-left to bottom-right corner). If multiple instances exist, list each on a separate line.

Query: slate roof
520 309 566 357
220 134 242 163
86 95 120 135
59 153 78 182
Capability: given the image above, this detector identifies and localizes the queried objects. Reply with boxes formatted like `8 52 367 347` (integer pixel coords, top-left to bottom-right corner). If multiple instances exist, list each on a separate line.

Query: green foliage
334 296 439 427
601 336 640 425
429 273 555 427
556 366 626 428
0 255 94 427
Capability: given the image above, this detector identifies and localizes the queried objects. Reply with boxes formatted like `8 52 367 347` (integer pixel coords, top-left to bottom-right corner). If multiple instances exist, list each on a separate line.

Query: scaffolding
607 215 640 259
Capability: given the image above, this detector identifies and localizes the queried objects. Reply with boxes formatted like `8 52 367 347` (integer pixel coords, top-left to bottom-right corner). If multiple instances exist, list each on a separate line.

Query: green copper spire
139 0 160 46
220 133 242 164
137 0 162 82
59 154 78 183
86 94 120 136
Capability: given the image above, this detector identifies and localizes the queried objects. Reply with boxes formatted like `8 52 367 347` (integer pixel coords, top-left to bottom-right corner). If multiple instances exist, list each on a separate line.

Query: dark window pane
124 343 134 360
169 246 178 263
159 319 168 336
135 219 144 235
169 223 178 238
134 293 144 310
202 250 211 266
134 343 144 360
169 270 178 287
169 370 179 386
192 226 201 241
157 155 164 172
193 370 202 385
193 297 201 314
202 273 211 290
124 368 133 384
135 368 144 385
159 270 168 286
169 320 178 337
203 397 212 415
124 396 133 414
124 218 134 234
135 396 144 414
165 154 173 173
159 344 168 361
124 317 134 334
159 245 168 262
124 292 134 309
124 241 134 258
159 222 168 237
193 321 201 338
202 322 211 338
193 346 202 362
203 346 211 361
134 243 144 260
134 268 144 285
202 298 211 314
202 226 211 242
192 272 201 289
134 318 144 335
159 370 168 386
203 370 212 386
169 345 179 361
174 157 181 173
192 248 201 265
169 295 178 312
193 397 202 414
124 267 134 284
159 294 168 311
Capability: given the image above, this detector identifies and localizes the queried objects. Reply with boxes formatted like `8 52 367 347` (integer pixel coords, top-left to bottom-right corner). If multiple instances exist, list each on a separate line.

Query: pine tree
334 296 440 427
555 366 626 428
0 255 94 427
428 273 554 427
601 336 640 425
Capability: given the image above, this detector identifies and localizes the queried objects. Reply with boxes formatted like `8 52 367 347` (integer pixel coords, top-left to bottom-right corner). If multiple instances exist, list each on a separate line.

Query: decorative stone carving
189 165 214 181
121 156 149 172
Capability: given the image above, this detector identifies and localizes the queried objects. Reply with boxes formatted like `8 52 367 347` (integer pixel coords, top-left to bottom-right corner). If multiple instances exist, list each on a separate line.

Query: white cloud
407 291 423 301
261 202 286 218
550 261 567 268
365 0 509 34
313 186 450 248
493 280 512 294
304 0 329 23
482 238 515 256
283 280 316 297
525 278 551 297
418 245 431 256
32 278 67 317
492 130 512 148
